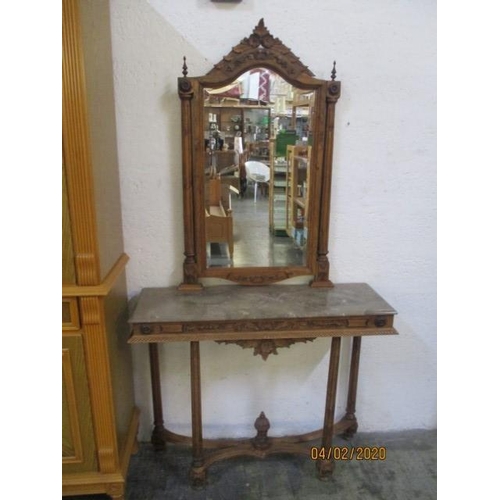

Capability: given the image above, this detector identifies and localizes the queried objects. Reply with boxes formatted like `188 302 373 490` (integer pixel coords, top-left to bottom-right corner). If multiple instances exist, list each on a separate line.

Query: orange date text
310 446 387 461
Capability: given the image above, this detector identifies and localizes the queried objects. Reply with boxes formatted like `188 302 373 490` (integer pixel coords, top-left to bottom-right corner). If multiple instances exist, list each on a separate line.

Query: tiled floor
64 429 436 500
208 195 305 268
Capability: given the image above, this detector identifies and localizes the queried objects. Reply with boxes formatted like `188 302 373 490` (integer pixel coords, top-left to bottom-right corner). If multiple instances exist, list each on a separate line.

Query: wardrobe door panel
62 333 97 473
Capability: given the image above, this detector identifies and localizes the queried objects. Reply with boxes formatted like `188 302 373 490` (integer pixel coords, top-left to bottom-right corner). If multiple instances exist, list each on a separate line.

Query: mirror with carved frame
177 19 341 290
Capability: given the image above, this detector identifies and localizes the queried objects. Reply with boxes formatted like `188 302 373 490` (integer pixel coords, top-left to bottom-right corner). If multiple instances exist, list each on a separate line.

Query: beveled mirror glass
204 70 314 269
178 19 341 289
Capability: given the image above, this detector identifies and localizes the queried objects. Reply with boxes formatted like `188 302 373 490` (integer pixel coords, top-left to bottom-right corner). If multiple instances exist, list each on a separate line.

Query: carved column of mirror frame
177 19 341 290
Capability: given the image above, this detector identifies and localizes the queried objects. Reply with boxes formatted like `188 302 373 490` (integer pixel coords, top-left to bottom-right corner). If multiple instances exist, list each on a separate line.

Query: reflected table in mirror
128 283 397 487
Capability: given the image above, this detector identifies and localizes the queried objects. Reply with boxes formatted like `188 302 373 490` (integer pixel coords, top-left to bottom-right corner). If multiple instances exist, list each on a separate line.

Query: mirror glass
203 68 315 269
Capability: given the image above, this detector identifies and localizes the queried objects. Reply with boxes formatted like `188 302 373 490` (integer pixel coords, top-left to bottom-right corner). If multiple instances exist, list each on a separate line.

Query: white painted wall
109 0 436 440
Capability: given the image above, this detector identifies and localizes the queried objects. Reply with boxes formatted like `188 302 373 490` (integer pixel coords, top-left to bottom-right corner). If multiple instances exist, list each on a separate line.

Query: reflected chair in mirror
245 161 270 203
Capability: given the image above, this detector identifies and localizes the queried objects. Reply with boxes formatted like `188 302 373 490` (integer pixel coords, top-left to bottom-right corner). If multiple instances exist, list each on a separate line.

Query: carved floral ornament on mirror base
177 19 341 289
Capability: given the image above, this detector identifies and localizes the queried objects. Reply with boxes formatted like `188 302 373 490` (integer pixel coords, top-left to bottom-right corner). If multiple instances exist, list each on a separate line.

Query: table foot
151 424 167 451
341 417 358 441
316 459 335 480
190 466 207 489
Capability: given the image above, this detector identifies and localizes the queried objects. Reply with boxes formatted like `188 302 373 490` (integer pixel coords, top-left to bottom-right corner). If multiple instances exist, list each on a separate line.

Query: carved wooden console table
128 283 397 487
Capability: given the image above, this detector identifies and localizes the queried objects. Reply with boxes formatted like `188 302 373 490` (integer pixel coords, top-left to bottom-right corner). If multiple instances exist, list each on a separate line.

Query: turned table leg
189 341 206 488
317 336 341 479
343 336 361 439
149 343 167 450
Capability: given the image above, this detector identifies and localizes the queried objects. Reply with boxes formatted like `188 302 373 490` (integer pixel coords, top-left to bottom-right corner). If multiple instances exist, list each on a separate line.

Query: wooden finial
331 60 337 81
252 411 271 450
182 56 188 77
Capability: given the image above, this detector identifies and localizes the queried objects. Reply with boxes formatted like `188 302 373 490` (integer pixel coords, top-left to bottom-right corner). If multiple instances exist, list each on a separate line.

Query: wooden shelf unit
204 105 271 199
290 89 314 142
285 145 311 247
269 139 288 235
204 105 271 158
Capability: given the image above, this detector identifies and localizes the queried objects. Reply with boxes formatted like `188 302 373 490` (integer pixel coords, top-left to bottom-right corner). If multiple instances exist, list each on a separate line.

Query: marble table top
129 283 397 324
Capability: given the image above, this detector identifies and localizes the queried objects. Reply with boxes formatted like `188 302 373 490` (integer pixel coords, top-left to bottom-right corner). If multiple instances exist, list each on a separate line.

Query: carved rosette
327 80 341 103
178 77 193 99
178 55 193 99
205 19 315 83
326 60 341 103
216 338 315 360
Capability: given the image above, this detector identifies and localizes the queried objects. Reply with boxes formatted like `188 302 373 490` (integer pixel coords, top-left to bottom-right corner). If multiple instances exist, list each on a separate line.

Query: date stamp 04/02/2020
310 446 387 461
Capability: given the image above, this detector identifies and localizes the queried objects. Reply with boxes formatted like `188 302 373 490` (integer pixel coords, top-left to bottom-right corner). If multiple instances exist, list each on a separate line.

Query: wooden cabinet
62 1 138 499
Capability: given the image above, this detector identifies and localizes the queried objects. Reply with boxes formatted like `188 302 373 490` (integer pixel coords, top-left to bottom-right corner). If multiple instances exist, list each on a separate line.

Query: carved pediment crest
204 18 315 84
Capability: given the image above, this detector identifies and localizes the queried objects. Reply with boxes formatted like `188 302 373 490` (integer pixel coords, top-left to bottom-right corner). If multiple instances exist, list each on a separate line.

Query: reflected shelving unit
286 145 311 248
269 145 288 235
